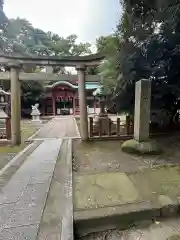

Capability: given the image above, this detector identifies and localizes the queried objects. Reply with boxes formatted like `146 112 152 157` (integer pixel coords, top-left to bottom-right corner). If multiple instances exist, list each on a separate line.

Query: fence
88 115 180 140
89 115 133 140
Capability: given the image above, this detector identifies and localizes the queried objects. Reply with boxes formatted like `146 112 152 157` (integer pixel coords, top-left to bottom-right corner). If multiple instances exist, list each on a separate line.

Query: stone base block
98 113 108 117
158 195 178 218
31 120 42 124
121 139 162 155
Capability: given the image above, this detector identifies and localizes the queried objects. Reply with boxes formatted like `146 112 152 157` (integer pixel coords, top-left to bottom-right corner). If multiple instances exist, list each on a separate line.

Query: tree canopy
0 18 92 57
0 3 93 109
97 0 180 118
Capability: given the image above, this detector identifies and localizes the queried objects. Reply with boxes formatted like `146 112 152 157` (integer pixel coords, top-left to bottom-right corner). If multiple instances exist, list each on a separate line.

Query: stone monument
121 79 161 154
31 103 42 123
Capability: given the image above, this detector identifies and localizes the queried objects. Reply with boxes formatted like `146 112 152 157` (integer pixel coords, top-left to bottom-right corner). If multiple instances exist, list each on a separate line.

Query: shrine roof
86 83 100 89
45 81 100 90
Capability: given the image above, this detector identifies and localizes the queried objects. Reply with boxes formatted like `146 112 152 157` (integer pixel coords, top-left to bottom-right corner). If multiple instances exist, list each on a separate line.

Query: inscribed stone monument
134 79 151 141
121 79 161 154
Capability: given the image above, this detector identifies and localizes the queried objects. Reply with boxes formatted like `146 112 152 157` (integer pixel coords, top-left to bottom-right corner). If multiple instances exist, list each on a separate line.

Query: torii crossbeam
0 53 105 145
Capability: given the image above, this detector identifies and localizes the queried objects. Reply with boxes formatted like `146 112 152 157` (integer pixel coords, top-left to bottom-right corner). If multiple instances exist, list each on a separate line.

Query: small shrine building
41 79 101 115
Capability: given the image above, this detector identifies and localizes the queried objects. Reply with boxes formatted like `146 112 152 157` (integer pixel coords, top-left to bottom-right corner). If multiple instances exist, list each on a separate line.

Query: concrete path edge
61 139 74 240
0 140 41 178
28 119 53 141
73 117 81 139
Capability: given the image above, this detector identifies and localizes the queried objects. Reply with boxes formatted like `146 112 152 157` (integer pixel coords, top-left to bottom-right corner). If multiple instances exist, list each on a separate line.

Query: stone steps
74 198 180 238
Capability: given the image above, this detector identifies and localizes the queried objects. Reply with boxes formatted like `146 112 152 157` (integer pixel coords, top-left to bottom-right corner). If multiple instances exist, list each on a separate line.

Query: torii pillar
76 65 88 141
9 63 21 145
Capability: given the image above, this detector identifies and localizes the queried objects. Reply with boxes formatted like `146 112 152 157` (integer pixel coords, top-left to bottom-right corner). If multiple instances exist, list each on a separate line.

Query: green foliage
0 8 93 108
113 0 180 115
87 66 99 75
21 81 44 108
96 35 119 95
96 0 180 118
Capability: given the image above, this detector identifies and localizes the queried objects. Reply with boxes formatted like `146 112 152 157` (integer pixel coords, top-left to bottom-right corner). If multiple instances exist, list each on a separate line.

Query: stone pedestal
31 115 41 122
46 66 53 74
99 98 107 117
94 95 110 135
94 115 109 135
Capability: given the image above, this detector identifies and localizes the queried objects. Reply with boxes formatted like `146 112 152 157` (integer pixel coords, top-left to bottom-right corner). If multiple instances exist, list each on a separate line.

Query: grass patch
128 165 180 201
167 235 180 240
0 120 39 153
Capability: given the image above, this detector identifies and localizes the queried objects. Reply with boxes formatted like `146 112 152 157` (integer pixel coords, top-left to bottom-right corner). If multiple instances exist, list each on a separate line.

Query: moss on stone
121 139 162 155
166 235 180 240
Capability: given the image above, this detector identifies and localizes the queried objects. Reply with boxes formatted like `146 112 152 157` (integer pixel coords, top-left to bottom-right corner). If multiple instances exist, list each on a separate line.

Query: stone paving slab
0 224 39 240
0 139 62 238
74 166 180 238
38 139 73 240
34 117 80 139
0 141 42 190
74 172 141 210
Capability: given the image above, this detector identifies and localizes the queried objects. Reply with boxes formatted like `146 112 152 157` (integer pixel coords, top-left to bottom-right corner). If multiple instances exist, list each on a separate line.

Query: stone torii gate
0 53 104 145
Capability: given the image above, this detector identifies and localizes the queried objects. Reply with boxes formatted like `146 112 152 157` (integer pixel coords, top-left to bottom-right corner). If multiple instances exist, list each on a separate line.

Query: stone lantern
93 85 107 117
93 84 110 135
0 87 10 116
0 87 11 139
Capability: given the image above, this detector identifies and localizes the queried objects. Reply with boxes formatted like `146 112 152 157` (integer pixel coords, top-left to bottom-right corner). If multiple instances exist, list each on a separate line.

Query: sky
3 0 120 43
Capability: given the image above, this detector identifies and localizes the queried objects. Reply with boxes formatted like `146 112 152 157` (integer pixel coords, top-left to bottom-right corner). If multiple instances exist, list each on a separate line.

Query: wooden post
108 118 111 136
126 115 131 135
89 117 93 138
9 63 21 145
73 95 76 115
5 117 11 140
52 95 56 116
99 119 102 137
42 100 45 116
131 117 134 134
93 98 96 114
117 118 120 136
76 65 88 141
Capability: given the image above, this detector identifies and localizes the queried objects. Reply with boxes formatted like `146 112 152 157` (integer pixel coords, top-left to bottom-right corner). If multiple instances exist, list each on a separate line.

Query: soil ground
73 133 180 175
73 131 180 239
77 218 180 240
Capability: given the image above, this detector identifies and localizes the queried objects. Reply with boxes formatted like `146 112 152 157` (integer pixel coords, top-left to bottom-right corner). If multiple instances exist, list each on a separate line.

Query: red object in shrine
67 96 72 101
72 79 78 85
56 96 64 101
